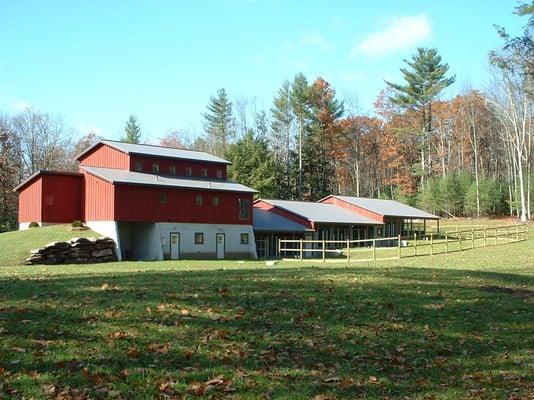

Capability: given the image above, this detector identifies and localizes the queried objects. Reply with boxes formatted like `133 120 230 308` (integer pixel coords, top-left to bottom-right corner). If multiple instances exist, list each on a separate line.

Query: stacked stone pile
26 237 117 265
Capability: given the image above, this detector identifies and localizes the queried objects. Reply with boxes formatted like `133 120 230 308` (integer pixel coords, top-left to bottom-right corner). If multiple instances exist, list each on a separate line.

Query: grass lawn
0 224 533 399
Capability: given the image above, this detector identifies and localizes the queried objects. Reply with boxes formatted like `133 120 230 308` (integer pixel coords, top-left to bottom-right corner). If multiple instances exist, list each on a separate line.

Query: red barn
16 140 257 260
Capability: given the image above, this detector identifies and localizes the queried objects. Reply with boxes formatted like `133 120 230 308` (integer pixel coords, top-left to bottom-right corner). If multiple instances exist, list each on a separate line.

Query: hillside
0 225 99 267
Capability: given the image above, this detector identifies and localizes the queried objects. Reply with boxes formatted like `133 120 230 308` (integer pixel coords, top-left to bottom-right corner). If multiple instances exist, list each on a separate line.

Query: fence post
430 233 434 255
506 226 510 244
495 227 499 246
397 234 401 259
299 238 303 261
372 239 376 260
516 225 519 241
278 238 281 259
445 231 449 253
347 238 350 262
484 228 487 247
471 229 475 249
322 240 326 262
414 233 417 256
459 229 462 251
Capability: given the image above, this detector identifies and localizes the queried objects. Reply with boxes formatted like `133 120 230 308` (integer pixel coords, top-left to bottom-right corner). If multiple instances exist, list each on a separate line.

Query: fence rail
278 224 529 263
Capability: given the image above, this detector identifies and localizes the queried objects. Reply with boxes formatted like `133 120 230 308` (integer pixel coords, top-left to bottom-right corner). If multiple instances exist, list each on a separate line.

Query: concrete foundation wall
19 222 53 230
86 221 122 261
117 222 256 261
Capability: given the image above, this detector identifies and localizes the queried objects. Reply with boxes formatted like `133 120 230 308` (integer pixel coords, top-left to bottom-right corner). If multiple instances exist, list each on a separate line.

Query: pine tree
202 88 235 157
226 131 277 198
270 80 294 198
386 48 455 185
122 115 141 144
290 73 311 199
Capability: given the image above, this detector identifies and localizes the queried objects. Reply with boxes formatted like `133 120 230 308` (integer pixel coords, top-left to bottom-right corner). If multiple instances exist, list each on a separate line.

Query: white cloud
350 14 431 58
11 100 31 111
299 32 332 51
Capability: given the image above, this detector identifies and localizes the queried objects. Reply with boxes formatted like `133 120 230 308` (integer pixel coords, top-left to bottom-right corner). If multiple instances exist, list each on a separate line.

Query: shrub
28 222 39 228
71 220 84 228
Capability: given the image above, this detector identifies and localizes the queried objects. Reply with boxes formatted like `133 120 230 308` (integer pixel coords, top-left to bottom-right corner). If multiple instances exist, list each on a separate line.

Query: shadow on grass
0 266 532 399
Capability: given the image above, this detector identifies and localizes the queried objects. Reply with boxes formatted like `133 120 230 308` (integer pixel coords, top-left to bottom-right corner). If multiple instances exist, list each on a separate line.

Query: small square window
195 195 203 206
212 196 219 206
201 168 208 177
169 165 176 175
240 233 249 245
185 167 192 176
152 164 160 173
216 169 223 179
159 192 167 204
194 232 204 245
135 161 143 172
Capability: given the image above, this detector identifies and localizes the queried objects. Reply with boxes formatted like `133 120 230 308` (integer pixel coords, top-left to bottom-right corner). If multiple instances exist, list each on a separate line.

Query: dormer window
135 161 143 172
216 169 223 179
185 167 192 176
201 168 208 177
169 165 176 175
152 163 160 173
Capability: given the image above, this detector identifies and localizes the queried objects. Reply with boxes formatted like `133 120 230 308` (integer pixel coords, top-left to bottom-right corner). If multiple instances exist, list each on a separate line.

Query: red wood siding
114 184 252 224
322 197 384 223
254 200 313 229
83 172 115 221
41 175 83 223
79 144 130 169
130 155 227 179
18 177 42 223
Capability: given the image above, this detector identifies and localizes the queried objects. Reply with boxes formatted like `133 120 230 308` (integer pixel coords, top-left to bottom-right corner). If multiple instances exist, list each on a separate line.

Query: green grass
0 225 533 399
0 225 98 268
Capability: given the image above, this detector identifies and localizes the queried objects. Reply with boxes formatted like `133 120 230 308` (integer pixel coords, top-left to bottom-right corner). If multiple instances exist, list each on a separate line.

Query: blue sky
0 0 527 142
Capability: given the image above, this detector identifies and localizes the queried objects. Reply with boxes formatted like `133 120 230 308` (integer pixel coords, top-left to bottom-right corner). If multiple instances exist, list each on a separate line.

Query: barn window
185 167 192 176
212 196 219 206
152 163 160 173
135 161 143 171
159 192 167 204
216 169 223 179
45 195 54 206
194 232 204 245
241 233 249 245
238 199 250 220
195 195 203 206
201 168 208 177
169 165 176 175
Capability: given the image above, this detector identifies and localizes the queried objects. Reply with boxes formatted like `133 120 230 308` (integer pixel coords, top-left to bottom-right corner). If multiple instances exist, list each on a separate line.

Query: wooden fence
278 224 529 263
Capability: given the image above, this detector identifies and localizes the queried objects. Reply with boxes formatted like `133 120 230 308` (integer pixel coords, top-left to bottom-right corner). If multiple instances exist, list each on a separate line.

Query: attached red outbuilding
15 171 83 227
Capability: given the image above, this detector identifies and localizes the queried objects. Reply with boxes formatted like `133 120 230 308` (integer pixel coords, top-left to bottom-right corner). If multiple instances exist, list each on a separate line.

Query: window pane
241 233 249 244
152 164 160 173
201 168 208 177
196 195 203 206
212 196 219 206
239 199 250 220
135 161 143 171
169 165 176 175
194 232 204 244
186 167 192 176
159 193 167 204
216 170 223 178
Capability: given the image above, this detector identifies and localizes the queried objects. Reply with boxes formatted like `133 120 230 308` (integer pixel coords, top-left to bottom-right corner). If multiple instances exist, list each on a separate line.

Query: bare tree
11 108 74 176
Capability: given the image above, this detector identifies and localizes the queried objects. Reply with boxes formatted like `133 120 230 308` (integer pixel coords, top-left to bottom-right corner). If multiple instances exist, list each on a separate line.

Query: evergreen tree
226 131 277 198
122 115 141 144
202 88 235 157
270 80 294 198
386 48 455 184
290 73 311 199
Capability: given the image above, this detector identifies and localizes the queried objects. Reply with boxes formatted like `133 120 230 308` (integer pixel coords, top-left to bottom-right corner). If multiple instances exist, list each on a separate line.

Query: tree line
1 3 532 232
